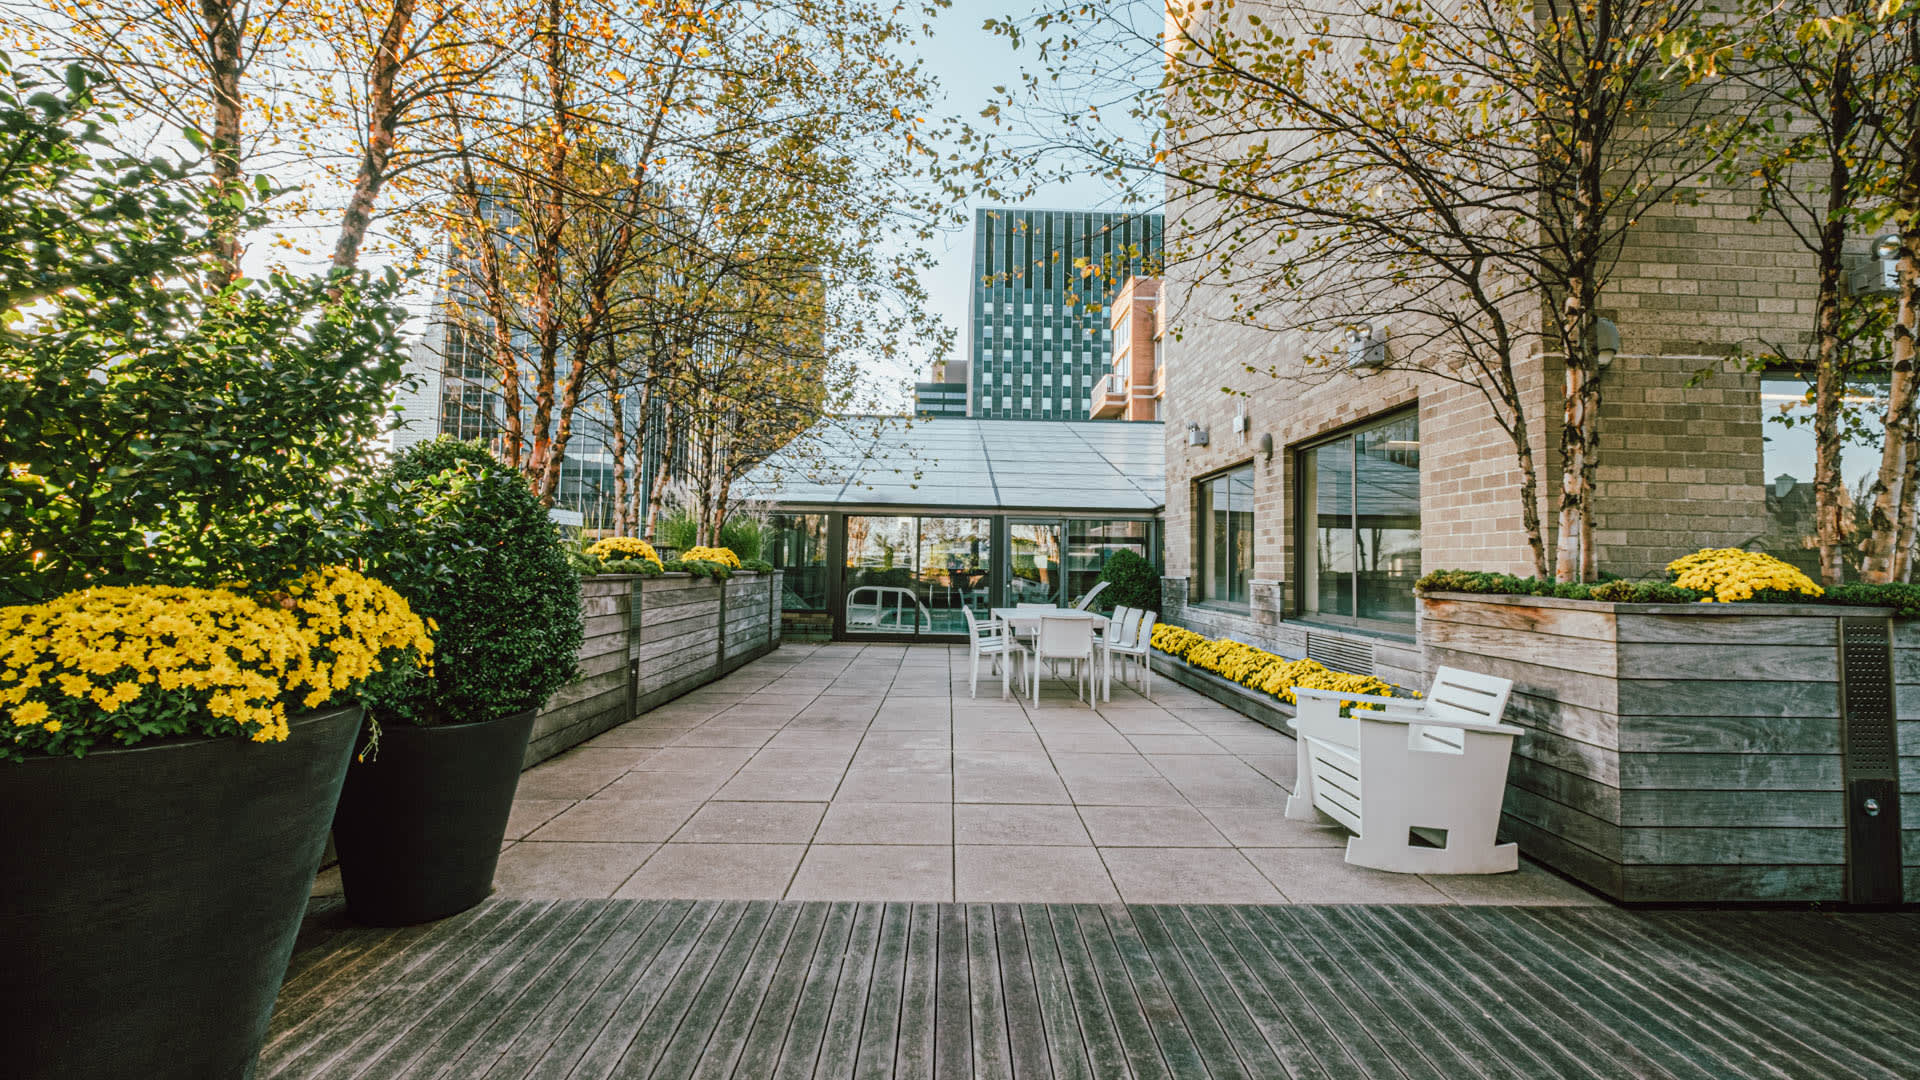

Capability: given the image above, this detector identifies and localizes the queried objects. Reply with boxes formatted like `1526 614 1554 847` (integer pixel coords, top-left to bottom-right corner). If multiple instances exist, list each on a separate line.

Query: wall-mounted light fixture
1344 323 1387 369
1186 421 1209 447
1592 317 1621 368
1846 235 1901 297
1259 433 1274 460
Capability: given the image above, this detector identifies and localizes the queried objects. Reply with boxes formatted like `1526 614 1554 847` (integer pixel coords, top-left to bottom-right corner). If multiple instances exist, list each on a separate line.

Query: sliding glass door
844 515 992 636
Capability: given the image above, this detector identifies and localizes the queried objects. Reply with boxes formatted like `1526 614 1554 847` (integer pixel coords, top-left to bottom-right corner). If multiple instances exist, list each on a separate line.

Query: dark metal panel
1839 616 1904 906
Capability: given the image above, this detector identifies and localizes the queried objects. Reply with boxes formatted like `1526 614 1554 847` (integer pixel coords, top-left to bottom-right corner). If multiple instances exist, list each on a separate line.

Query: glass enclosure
1008 521 1063 605
1067 519 1152 603
1300 410 1421 626
767 513 828 612
845 515 992 635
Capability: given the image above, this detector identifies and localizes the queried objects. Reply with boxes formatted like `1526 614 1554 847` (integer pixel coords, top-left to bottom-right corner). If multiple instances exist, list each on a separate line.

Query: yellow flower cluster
0 568 432 759
586 536 664 571
1149 620 1407 714
681 545 741 568
1666 548 1823 604
1149 623 1207 659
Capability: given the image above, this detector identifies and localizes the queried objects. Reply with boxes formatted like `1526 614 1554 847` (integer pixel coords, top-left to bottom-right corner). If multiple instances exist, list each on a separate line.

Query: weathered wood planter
1421 591 1916 904
526 570 783 765
1150 651 1298 734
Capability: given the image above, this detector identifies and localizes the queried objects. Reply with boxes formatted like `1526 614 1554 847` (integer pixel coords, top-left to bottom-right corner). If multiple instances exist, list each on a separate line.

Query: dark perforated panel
1840 618 1897 779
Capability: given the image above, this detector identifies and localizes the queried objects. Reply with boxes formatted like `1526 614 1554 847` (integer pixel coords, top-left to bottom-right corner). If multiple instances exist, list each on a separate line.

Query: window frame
1194 461 1256 610
1292 406 1421 632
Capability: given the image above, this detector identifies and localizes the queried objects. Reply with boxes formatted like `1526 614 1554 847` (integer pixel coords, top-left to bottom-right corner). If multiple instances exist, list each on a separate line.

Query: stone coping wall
526 571 783 766
1420 591 1914 904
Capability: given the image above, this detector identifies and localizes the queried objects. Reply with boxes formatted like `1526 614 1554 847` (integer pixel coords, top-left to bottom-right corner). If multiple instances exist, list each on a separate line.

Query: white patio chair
1030 616 1096 708
1285 665 1521 874
1071 581 1110 611
961 607 1023 700
1103 609 1155 699
1092 606 1133 700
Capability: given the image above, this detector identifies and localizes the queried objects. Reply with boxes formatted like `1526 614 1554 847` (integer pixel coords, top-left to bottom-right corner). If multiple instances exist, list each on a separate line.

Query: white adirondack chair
1285 666 1522 874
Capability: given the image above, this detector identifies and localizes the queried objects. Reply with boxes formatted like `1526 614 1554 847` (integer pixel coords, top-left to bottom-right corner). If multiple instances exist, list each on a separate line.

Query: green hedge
1416 569 1920 618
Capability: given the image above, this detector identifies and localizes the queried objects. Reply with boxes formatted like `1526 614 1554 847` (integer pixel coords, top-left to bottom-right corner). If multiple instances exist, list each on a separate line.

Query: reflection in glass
1760 376 1887 581
1067 519 1151 605
1200 467 1253 605
1009 521 1062 605
844 516 993 635
768 514 828 611
1300 411 1419 624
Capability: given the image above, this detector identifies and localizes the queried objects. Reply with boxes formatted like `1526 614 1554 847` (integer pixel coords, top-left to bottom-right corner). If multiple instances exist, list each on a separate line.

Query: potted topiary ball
330 438 583 925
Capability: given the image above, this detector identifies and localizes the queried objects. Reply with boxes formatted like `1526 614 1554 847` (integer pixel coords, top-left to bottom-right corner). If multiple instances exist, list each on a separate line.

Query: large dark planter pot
331 708 537 926
0 704 361 1080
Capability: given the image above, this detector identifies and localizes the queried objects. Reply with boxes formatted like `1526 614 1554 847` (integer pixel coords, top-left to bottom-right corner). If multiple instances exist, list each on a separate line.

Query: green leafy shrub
355 439 582 726
0 61 412 604
718 517 765 562
1097 550 1161 613
740 558 774 572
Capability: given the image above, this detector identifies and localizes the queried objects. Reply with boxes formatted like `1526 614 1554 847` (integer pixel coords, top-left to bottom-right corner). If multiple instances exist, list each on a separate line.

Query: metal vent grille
1840 618 1897 778
1306 633 1375 677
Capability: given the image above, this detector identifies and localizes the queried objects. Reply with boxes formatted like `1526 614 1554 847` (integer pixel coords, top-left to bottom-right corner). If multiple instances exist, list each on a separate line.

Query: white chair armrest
1355 711 1523 736
1291 687 1406 708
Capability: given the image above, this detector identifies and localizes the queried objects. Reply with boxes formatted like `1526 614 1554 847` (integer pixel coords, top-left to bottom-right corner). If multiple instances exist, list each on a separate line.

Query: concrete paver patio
407 642 1600 905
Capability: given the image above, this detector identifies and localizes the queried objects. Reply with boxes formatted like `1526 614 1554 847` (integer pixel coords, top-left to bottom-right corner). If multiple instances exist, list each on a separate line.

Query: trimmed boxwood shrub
1097 549 1161 613
357 438 582 726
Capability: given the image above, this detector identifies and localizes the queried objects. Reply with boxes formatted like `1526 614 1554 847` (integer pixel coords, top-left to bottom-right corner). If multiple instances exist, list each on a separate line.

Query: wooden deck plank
1044 905 1133 1080
772 901 858 1080
816 903 886 1080
471 900 688 1080
1345 906 1626 1080
965 905 1014 1080
1015 904 1094 1080
1069 905 1172 1080
1170 906 1339 1080
376 901 605 1080
988 905 1055 1080
893 904 939 1080
724 902 832 1080
854 903 912 1080
1579 911 1917 1079
523 900 723 1080
932 904 973 1080
1100 906 1229 1080
673 902 804 1080
264 901 524 1078
1130 905 1308 1080
259 901 1920 1080
1279 906 1508 1080
1218 906 1419 1080
1434 908 1750 1080
604 901 775 1080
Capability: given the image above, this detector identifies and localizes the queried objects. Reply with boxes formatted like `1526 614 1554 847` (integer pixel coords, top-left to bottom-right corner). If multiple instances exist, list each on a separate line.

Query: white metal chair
1093 606 1133 700
1286 665 1522 874
1103 609 1155 699
961 607 1023 700
1071 581 1110 611
1030 616 1096 708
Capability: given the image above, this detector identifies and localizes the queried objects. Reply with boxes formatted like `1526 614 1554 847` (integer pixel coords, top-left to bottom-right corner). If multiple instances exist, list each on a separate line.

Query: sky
890 0 1155 396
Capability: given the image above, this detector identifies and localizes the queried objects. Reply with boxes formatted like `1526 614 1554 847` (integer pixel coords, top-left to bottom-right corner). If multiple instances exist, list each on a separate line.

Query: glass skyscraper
968 207 1163 420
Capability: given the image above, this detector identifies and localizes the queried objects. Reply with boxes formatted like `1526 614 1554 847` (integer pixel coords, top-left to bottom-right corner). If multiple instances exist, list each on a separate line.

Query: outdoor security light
1874 233 1903 262
1593 317 1622 369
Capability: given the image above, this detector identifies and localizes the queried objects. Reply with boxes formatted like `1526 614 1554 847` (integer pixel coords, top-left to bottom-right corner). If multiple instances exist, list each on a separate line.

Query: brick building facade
1154 8 1876 683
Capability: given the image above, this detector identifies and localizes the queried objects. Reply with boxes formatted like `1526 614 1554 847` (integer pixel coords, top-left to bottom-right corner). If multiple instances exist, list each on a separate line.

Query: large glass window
767 514 828 612
1761 376 1888 581
845 516 991 635
1008 520 1062 605
1198 466 1254 605
1067 519 1151 605
1300 411 1420 626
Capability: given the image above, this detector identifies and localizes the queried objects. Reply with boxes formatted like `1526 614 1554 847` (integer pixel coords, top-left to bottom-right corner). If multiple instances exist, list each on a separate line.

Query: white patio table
990 607 1113 701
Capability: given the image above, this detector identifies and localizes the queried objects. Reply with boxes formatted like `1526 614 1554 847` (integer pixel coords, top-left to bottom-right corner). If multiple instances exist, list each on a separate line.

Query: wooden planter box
1420 591 1917 904
526 571 782 765
1149 652 1298 734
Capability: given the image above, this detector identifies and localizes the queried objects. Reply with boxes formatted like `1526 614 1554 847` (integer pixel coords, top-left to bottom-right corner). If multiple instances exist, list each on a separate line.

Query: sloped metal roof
739 417 1165 513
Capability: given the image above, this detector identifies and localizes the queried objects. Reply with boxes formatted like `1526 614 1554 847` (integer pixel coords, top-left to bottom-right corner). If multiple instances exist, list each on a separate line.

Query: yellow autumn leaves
0 567 432 758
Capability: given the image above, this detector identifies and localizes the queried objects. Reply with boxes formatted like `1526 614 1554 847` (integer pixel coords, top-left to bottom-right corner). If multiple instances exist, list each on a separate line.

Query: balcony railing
1088 372 1127 419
